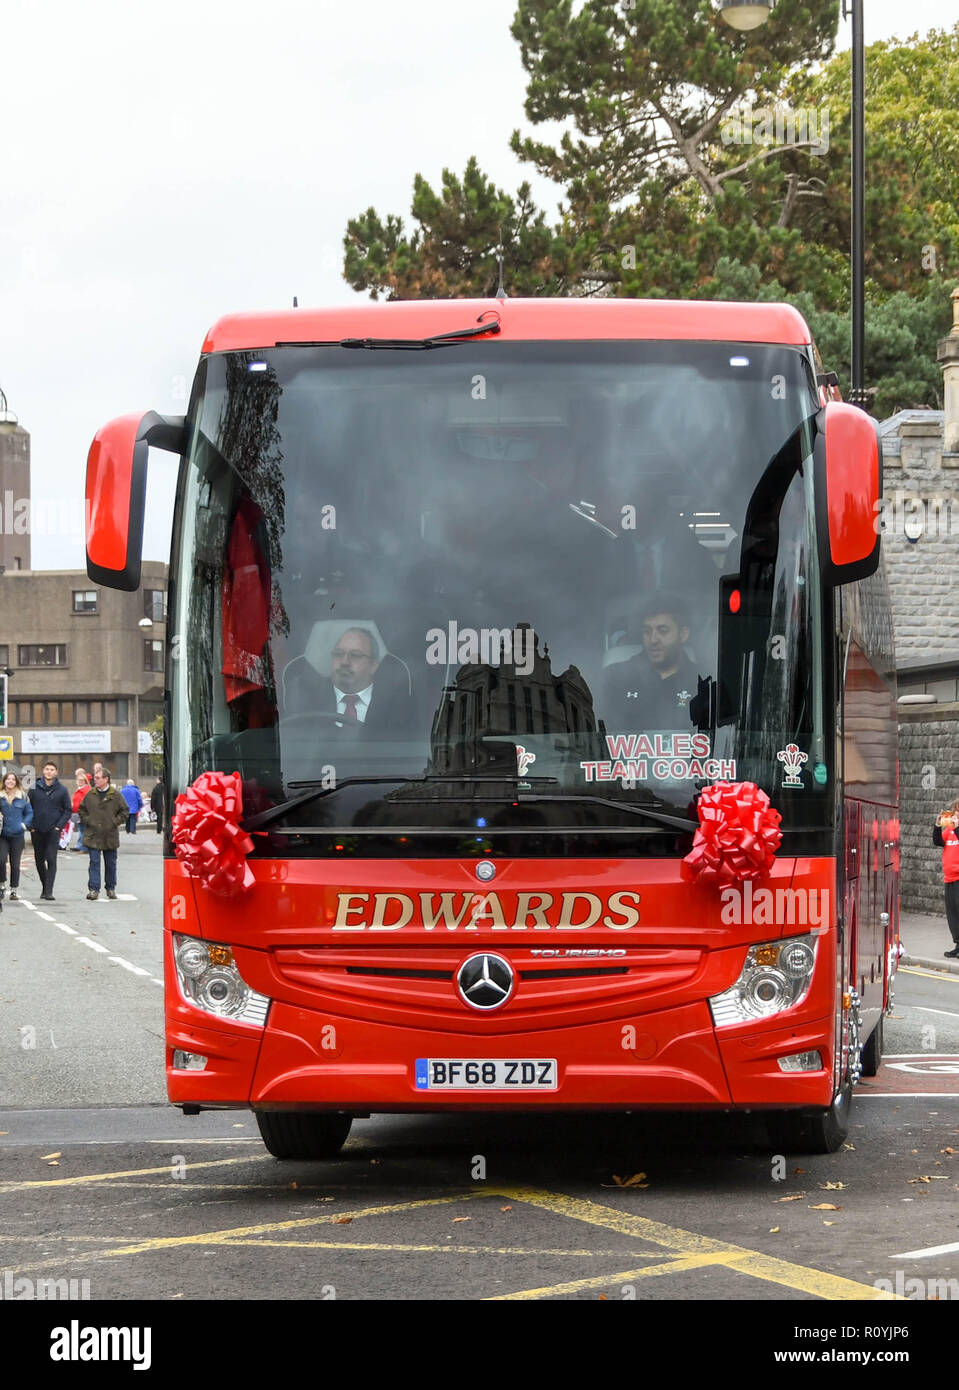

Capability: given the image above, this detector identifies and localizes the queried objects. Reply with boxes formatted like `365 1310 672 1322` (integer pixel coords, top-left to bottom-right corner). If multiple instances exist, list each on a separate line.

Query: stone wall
898 705 959 915
881 416 959 667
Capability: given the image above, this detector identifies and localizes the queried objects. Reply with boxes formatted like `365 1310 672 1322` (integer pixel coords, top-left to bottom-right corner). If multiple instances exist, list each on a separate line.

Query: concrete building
882 287 959 913
0 561 167 789
0 389 31 574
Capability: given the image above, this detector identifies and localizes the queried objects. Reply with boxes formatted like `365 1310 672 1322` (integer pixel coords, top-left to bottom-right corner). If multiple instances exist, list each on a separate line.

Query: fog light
172 1050 208 1071
777 1051 823 1073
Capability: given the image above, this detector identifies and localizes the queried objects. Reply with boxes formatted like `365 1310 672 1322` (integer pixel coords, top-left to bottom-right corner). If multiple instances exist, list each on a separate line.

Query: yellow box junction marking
0 1155 897 1299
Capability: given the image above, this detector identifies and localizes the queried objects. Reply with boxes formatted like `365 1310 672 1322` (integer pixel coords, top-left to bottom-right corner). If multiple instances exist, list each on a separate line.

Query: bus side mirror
814 401 882 586
86 412 186 591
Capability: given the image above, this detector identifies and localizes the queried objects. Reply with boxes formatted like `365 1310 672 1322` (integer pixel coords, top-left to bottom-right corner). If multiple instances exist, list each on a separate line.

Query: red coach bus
85 298 899 1156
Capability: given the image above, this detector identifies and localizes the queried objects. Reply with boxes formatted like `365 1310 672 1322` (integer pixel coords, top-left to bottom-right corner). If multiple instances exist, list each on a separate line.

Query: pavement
900 909 959 975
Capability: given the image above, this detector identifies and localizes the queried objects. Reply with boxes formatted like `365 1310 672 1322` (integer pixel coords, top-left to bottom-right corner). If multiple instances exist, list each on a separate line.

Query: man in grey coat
78 766 129 900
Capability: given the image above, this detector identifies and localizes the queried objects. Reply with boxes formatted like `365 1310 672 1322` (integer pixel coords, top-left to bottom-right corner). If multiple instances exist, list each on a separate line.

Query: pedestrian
935 801 959 958
72 768 91 851
0 771 33 902
77 765 129 900
27 761 72 901
150 780 164 834
121 778 144 834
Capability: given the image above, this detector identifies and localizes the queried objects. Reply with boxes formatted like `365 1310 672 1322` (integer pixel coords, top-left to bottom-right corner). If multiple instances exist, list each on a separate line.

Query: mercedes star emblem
456 953 514 1010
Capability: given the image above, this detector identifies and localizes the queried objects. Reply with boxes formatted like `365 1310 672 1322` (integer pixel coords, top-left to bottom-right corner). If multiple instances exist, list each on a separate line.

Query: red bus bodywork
87 297 898 1143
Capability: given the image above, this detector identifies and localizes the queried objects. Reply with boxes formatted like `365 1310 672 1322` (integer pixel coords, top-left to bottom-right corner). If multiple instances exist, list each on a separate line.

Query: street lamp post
845 0 865 404
719 0 867 406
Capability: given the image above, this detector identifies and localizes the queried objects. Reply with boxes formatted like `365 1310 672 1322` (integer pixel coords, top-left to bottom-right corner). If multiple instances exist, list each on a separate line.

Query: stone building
883 286 959 913
0 562 168 791
0 390 31 573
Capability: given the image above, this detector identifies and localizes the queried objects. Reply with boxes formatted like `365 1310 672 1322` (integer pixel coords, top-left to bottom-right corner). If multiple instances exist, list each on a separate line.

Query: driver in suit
285 626 412 732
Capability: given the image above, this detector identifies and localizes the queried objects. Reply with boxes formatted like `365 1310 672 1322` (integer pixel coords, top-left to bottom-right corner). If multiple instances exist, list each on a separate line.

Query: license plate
415 1058 557 1090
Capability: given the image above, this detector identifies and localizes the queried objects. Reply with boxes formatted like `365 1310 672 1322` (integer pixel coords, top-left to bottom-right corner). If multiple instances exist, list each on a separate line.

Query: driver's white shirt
333 683 373 723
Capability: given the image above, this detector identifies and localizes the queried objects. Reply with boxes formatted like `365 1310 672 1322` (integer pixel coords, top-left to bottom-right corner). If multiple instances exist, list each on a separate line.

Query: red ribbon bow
172 771 256 898
681 780 782 886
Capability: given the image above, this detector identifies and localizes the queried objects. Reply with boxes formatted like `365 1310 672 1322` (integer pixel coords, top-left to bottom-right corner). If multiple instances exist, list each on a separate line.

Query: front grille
269 944 703 1031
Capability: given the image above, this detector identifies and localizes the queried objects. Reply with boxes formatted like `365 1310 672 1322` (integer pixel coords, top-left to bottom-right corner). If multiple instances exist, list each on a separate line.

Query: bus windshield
169 339 829 846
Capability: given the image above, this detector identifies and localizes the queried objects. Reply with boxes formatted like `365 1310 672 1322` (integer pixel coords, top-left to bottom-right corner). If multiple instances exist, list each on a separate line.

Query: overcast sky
1 0 953 569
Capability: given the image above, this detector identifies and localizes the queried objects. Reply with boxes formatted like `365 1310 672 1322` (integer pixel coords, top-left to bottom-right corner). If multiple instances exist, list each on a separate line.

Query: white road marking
857 1092 959 1098
151 979 163 986
108 956 151 977
73 936 110 954
114 893 137 901
914 1006 959 1019
893 1240 959 1260
36 911 55 922
55 923 78 935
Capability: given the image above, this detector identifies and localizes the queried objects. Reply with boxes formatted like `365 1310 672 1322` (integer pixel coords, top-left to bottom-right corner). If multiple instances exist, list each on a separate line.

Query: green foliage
147 713 163 757
343 158 576 300
340 4 959 413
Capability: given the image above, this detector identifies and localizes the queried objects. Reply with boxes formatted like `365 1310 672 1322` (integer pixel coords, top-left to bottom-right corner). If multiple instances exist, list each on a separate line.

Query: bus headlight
173 934 271 1025
709 935 818 1027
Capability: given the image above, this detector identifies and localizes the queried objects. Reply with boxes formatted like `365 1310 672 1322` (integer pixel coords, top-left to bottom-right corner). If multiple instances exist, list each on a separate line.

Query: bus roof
201 297 812 353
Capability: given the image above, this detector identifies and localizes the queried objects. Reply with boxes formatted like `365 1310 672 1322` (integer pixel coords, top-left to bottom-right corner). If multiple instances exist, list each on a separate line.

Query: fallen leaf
500 1206 512 1212
598 1294 608 1301
39 1152 60 1161
809 1203 841 1210
613 1173 650 1188
452 1216 471 1224
908 1177 931 1184
823 1221 836 1226
819 1181 845 1190
769 1226 780 1233
942 1147 956 1155
47 1161 59 1167
793 1167 806 1175
336 1217 353 1225
776 1194 806 1202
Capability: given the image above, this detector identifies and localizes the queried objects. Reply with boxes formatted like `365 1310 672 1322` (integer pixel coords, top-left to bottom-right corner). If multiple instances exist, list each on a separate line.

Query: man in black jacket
28 761 73 901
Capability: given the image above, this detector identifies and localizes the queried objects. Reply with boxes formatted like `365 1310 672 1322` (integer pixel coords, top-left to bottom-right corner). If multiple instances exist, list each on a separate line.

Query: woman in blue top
0 771 34 901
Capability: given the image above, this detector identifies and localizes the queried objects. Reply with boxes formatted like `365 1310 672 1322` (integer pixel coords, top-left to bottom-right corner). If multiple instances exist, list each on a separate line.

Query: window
139 753 162 780
0 646 8 667
144 590 167 623
116 699 129 725
144 640 164 672
18 644 67 667
72 590 98 614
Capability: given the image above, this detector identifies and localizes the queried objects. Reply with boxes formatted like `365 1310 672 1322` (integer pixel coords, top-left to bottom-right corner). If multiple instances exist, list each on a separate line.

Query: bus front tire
765 1077 852 1155
255 1111 352 1160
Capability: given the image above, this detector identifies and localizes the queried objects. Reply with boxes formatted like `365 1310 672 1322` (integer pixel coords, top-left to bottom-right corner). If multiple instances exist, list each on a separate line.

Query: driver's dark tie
342 694 360 722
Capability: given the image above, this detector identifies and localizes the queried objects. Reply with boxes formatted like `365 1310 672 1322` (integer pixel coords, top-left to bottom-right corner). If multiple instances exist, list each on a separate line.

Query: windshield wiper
275 319 501 351
503 795 697 833
242 772 557 832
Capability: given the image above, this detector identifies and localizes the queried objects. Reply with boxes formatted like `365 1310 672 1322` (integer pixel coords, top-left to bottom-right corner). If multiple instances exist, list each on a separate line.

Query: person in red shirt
72 768 92 852
934 800 959 958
